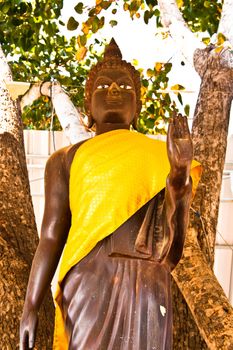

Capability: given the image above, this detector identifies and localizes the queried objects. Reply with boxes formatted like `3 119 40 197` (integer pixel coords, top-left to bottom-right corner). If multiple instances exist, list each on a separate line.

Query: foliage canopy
0 0 222 133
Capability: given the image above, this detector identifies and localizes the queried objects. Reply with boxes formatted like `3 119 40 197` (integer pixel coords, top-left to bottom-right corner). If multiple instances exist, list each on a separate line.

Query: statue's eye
119 84 132 90
97 84 109 89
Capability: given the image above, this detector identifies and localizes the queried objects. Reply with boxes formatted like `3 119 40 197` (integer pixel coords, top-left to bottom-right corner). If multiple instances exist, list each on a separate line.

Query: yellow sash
53 129 201 349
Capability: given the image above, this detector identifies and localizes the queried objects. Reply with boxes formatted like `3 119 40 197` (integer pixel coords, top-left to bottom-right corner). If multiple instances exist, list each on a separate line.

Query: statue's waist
107 193 165 262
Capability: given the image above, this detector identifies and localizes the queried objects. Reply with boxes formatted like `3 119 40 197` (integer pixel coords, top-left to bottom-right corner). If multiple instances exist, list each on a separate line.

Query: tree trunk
172 47 233 349
173 228 233 350
191 48 233 263
157 1 233 346
0 50 54 349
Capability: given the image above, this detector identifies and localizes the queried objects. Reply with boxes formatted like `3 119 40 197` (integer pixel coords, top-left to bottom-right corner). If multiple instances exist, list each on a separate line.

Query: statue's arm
160 114 193 270
20 149 71 350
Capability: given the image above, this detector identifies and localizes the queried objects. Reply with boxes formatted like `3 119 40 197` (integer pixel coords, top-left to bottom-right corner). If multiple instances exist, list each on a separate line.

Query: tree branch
20 82 93 144
0 45 13 82
0 45 24 146
218 0 233 47
158 0 205 66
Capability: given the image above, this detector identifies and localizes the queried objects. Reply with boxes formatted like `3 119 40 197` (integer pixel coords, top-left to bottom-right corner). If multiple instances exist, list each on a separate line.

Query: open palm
167 113 193 173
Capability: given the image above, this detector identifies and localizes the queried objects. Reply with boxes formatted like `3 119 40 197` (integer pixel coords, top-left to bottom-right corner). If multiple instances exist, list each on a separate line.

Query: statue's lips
105 97 123 105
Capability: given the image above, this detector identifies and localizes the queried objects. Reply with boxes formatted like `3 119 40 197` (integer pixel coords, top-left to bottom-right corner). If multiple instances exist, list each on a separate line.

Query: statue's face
90 67 137 128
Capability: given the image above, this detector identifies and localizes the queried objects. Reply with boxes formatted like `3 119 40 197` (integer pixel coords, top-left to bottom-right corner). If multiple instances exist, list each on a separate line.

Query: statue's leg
61 236 172 350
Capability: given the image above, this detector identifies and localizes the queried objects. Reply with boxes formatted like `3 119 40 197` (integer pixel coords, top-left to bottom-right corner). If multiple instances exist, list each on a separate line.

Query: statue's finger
172 114 181 139
167 117 174 139
178 115 190 138
167 118 175 150
175 113 183 138
183 115 190 136
178 114 190 138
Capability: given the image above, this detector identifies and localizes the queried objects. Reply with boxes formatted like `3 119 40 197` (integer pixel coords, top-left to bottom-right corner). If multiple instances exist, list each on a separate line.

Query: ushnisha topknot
85 38 142 128
103 38 122 60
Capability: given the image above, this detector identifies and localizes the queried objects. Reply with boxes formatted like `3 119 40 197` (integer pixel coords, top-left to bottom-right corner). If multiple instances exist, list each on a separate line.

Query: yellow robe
53 129 201 349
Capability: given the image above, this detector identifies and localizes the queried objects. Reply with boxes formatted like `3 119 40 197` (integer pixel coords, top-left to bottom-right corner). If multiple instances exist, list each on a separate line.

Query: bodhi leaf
74 2 83 14
77 34 87 47
109 20 117 27
217 32 226 45
82 22 90 35
2 0 223 134
171 84 185 91
177 92 183 105
67 16 79 31
155 62 162 72
76 46 88 61
184 104 190 116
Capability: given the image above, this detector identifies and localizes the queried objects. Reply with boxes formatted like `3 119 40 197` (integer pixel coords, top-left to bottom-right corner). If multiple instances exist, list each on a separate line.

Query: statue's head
85 38 141 129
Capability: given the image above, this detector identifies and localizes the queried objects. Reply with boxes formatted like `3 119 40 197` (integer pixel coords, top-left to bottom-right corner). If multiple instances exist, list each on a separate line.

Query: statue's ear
133 100 142 130
132 116 138 130
87 114 94 129
84 97 94 129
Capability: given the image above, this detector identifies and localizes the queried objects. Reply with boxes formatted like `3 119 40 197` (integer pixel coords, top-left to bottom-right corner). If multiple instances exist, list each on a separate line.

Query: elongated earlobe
87 114 94 129
132 116 138 130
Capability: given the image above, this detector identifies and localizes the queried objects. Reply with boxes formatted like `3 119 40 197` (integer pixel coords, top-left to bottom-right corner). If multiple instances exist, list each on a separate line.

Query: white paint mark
160 305 166 317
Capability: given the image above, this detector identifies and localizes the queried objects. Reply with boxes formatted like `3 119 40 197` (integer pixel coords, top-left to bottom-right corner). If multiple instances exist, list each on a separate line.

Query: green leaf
177 92 183 105
153 8 160 16
145 0 158 6
79 34 87 46
145 118 155 129
142 79 149 87
67 16 79 30
147 104 155 114
74 2 83 14
2 3 10 14
19 2 28 15
184 104 190 116
204 1 210 8
143 10 151 24
202 37 210 45
11 17 21 26
101 1 112 10
109 20 117 27
92 16 100 33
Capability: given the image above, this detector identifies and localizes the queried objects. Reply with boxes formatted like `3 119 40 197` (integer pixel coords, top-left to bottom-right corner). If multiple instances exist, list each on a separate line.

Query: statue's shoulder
46 139 89 178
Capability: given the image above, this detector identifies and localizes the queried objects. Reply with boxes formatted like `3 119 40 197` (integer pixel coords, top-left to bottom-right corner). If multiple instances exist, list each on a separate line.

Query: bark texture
157 0 233 347
172 47 233 349
191 47 233 264
0 52 54 348
0 132 54 349
173 228 233 350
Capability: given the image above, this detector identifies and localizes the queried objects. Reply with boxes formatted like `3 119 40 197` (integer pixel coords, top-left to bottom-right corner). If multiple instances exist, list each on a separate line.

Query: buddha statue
20 39 199 350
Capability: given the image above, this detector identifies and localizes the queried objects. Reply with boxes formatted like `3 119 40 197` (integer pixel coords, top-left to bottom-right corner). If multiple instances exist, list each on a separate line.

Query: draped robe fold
53 129 201 349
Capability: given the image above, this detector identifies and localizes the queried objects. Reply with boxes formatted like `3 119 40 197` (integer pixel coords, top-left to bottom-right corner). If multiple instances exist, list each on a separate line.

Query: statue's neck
95 123 130 135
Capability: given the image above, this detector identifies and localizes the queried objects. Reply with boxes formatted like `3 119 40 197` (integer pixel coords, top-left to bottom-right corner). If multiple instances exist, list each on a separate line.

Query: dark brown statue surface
20 39 193 350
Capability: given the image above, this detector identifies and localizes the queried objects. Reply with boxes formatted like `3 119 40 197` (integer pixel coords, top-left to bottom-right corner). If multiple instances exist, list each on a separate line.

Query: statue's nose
108 82 121 96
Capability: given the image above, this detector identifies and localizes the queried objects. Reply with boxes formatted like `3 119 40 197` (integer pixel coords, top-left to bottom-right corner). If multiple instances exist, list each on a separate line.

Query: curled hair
84 39 142 128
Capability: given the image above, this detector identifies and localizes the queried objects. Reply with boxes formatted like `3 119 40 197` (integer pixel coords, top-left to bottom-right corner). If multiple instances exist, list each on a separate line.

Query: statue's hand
167 113 193 183
20 309 38 350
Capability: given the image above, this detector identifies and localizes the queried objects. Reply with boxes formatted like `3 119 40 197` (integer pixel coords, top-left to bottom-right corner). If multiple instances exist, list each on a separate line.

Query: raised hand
20 309 38 350
167 113 193 186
